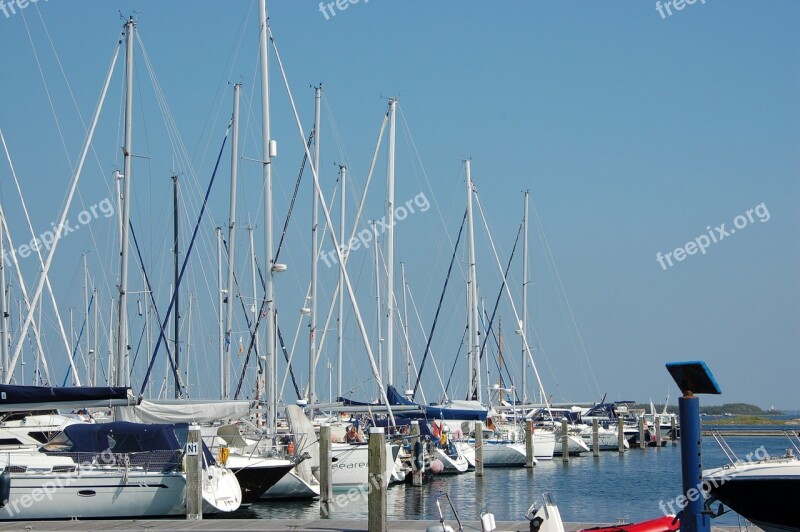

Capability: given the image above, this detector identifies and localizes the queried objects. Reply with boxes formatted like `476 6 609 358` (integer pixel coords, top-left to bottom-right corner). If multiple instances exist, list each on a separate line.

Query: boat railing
45 450 183 472
783 430 800 455
708 430 739 464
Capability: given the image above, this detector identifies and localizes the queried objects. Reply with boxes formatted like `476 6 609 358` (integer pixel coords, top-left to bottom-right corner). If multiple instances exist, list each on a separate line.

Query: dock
0 520 762 531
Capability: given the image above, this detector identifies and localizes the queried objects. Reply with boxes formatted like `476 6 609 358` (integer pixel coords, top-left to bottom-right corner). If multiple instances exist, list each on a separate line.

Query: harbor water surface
227 432 798 525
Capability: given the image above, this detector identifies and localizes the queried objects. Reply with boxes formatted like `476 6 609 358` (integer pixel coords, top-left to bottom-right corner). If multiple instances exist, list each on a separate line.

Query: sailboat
0 420 241 520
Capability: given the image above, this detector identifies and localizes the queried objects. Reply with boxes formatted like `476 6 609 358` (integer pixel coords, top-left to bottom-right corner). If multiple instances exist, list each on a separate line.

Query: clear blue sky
0 1 797 409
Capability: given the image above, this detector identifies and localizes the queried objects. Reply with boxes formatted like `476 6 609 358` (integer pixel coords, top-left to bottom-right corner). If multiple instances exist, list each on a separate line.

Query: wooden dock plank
0 520 761 532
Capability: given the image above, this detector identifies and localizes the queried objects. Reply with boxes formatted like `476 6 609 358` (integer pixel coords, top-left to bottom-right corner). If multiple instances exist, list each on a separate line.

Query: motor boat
703 442 800 532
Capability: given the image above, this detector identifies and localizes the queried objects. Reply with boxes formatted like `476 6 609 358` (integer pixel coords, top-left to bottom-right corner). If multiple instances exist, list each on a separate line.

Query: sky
0 1 797 410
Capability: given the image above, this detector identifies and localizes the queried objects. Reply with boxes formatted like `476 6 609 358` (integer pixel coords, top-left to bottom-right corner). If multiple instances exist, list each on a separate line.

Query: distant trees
631 402 781 416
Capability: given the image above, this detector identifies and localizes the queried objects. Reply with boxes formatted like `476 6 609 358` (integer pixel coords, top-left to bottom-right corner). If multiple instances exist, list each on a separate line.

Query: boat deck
0 520 760 531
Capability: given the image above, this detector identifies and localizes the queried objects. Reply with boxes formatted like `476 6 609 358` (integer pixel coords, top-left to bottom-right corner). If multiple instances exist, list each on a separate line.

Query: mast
258 0 277 431
217 227 226 398
309 84 321 405
498 317 503 390
185 292 193 397
373 221 383 388
107 297 113 386
225 83 241 403
172 173 180 399
82 253 89 383
386 97 397 388
142 272 150 396
521 190 529 404
465 159 481 402
0 215 8 384
249 224 262 423
337 165 346 401
401 262 411 393
93 287 98 387
115 17 135 389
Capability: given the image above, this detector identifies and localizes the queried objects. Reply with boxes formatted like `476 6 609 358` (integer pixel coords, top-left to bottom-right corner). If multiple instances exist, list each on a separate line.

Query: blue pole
678 394 709 532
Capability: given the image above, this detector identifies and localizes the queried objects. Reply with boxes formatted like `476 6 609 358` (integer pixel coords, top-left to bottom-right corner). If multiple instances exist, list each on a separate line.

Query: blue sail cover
387 386 488 421
54 422 188 453
0 384 134 412
40 421 210 471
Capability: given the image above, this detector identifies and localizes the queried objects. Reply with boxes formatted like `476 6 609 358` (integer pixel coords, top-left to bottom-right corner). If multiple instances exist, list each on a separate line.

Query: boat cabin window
41 431 72 452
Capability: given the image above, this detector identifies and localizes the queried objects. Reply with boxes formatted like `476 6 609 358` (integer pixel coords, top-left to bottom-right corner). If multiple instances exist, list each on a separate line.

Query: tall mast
216 227 226 398
258 0 276 431
249 224 261 422
185 293 193 397
309 84 321 404
521 191 529 404
373 222 383 387
401 262 411 393
465 160 481 402
142 271 150 396
172 173 180 398
83 253 89 384
0 215 8 384
385 97 397 388
93 287 98 387
225 82 241 401
498 317 503 390
337 165 346 400
115 17 135 388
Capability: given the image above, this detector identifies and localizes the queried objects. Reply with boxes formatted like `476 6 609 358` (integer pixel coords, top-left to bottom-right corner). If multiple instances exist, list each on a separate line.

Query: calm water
231 432 799 525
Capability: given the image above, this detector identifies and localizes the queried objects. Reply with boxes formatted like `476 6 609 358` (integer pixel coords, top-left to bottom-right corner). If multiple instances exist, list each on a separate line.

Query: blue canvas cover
0 384 133 412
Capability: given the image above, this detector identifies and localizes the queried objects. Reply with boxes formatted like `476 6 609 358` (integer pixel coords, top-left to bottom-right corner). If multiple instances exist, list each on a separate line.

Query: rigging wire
411 210 467 400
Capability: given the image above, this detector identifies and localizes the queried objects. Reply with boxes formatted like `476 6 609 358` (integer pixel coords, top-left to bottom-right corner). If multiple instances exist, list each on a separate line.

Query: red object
579 515 679 532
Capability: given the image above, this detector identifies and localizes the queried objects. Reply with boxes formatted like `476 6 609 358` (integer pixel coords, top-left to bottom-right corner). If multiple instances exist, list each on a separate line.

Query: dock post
665 361 721 532
410 420 423 487
319 424 333 517
525 419 535 468
185 427 202 520
592 418 600 457
561 419 569 463
653 416 662 448
617 416 625 454
671 415 677 446
638 415 646 449
368 427 386 532
475 421 484 477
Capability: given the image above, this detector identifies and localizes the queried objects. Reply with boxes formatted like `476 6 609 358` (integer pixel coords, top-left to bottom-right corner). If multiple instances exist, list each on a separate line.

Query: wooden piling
592 418 600 457
561 419 569 463
319 424 333 517
475 421 484 477
410 420 423 486
185 427 202 520
525 419 535 468
671 415 677 446
617 416 625 454
653 416 661 448
367 427 386 532
638 416 646 449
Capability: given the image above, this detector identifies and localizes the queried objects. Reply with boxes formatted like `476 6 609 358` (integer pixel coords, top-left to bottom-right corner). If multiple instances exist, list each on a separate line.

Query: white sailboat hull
261 469 320 500
431 447 470 474
330 443 396 489
0 470 186 520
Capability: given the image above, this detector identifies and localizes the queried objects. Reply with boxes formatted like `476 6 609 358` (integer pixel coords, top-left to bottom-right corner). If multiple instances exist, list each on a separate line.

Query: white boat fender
0 469 10 508
480 511 497 531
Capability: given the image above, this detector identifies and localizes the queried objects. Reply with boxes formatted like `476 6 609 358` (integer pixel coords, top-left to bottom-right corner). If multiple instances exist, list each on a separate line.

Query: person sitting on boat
345 425 362 443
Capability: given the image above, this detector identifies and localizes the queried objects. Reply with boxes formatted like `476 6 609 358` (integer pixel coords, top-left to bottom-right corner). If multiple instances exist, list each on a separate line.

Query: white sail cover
117 399 253 424
285 405 318 485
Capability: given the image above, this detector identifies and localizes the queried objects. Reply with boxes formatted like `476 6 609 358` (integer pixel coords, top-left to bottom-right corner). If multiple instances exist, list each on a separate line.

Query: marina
0 1 797 531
